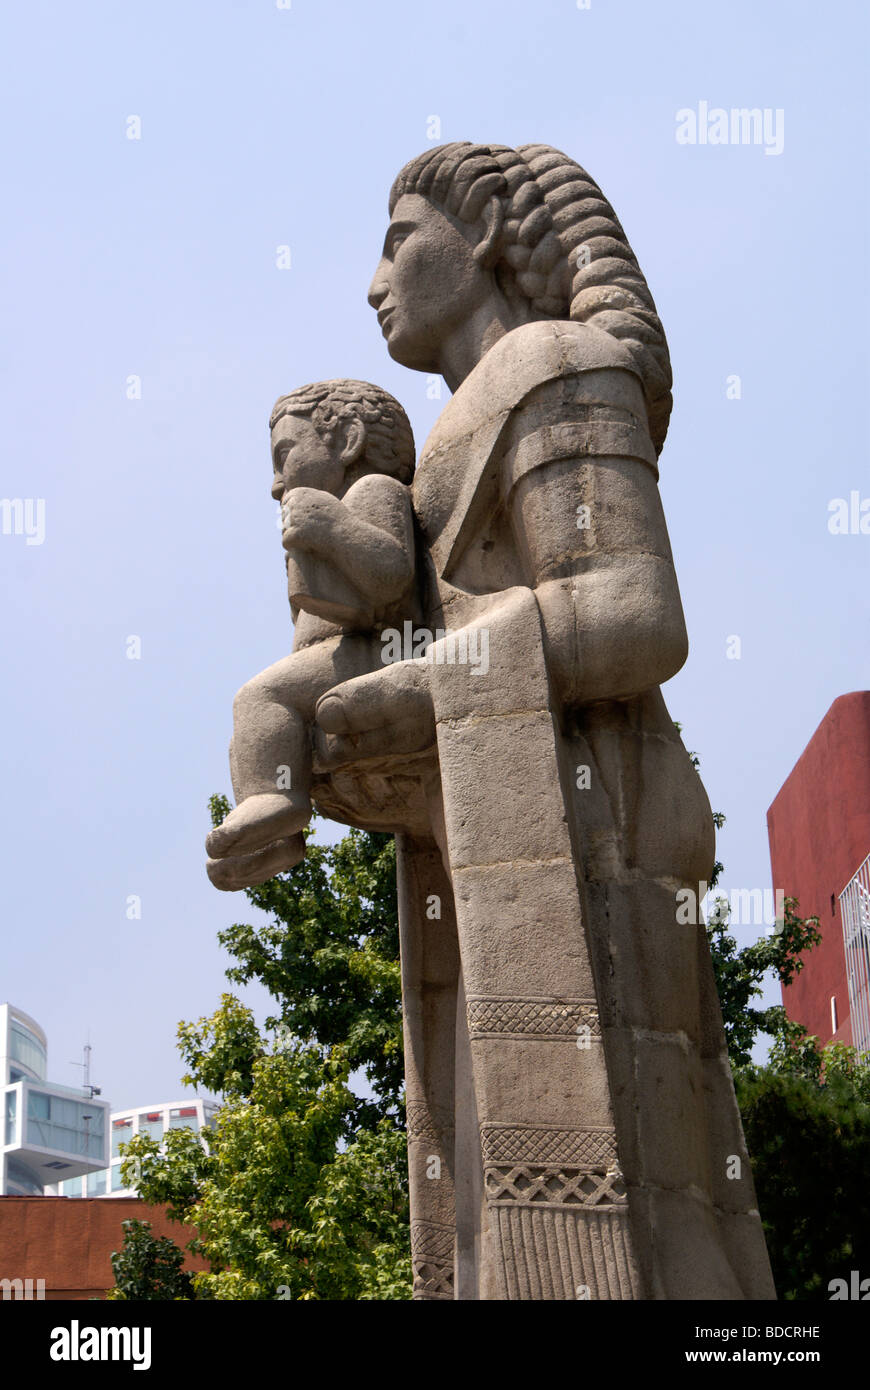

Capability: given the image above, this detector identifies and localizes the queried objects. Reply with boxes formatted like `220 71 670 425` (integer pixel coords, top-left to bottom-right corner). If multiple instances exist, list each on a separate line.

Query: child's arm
282 475 415 609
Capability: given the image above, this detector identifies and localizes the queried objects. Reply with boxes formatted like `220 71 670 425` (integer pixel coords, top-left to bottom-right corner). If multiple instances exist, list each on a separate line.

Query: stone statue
205 379 418 891
208 142 776 1301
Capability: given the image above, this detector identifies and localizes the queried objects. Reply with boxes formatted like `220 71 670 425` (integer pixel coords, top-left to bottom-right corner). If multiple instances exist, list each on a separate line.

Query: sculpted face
367 194 494 373
270 414 344 498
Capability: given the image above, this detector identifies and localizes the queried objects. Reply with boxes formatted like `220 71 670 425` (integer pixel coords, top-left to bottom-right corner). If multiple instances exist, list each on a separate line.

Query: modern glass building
1 1003 110 1196
56 1097 219 1198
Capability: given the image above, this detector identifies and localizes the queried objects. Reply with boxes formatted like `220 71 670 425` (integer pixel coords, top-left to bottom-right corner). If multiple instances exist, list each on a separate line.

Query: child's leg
207 653 314 858
207 634 382 861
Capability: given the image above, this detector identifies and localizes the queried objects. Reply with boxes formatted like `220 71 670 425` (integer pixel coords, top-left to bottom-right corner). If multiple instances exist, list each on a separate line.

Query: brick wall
0 1196 206 1300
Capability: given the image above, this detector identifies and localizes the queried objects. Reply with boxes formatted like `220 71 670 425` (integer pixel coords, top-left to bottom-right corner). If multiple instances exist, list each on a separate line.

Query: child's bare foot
206 792 311 859
206 833 305 891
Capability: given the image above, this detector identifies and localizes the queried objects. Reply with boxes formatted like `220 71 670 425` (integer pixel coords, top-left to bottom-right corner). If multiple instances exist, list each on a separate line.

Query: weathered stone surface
210 142 776 1299
205 381 417 886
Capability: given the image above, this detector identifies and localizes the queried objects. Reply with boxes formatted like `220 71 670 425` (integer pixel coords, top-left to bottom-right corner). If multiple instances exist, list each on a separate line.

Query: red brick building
0 1197 205 1300
767 691 870 1051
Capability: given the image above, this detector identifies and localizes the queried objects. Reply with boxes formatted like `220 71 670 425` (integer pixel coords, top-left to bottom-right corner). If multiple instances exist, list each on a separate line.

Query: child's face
270 414 345 499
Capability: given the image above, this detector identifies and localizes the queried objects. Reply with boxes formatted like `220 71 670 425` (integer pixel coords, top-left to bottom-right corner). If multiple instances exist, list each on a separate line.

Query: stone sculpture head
368 142 672 452
269 379 415 499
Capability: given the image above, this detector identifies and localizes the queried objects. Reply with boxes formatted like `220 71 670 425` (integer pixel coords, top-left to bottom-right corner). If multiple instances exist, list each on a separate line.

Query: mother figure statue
251 142 775 1301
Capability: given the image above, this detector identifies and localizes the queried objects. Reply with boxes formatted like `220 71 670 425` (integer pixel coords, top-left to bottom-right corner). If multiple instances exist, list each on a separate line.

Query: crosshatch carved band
480 1124 617 1168
406 1101 456 1142
411 1220 456 1299
411 1219 455 1263
466 995 601 1040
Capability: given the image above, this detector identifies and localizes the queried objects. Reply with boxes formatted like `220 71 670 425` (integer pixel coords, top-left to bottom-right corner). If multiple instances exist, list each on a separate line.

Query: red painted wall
767 691 870 1045
0 1197 206 1300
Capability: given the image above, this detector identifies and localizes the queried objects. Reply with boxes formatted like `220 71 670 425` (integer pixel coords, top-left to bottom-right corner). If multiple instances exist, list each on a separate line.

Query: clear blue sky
1 0 867 1109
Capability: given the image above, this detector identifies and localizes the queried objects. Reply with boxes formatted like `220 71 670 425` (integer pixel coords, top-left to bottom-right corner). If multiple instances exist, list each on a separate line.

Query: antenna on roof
69 1036 102 1098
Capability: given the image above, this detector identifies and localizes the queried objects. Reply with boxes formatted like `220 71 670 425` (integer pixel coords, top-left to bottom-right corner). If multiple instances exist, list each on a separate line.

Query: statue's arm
283 475 415 608
501 387 689 707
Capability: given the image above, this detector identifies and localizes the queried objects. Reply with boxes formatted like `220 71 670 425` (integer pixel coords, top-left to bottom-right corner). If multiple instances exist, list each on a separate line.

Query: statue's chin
385 332 437 376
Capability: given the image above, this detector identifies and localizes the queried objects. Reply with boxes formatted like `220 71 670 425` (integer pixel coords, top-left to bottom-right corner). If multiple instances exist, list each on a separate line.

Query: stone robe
314 318 776 1301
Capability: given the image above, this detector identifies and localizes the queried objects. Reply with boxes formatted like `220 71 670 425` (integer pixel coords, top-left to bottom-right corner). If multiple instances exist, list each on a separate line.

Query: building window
169 1107 199 1133
86 1167 107 1196
27 1089 50 1121
26 1091 106 1161
5 1157 43 1196
839 853 870 1056
111 1117 133 1159
110 1161 126 1192
138 1112 164 1142
9 1022 47 1080
4 1089 17 1145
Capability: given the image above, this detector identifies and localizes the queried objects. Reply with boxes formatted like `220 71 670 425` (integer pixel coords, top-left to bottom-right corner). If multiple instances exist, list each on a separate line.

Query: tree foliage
705 894 822 1068
210 795 403 1128
106 1219 196 1301
735 1065 870 1299
112 805 411 1300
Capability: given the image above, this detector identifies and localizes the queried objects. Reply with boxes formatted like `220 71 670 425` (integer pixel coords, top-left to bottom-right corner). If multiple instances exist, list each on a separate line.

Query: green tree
705 894 822 1068
212 796 403 1128
112 805 412 1300
106 1219 196 1301
120 1001 411 1299
734 1065 870 1299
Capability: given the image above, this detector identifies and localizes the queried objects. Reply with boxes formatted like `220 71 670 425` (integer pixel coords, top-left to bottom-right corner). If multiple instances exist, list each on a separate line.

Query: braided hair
270 379 415 484
389 143 672 454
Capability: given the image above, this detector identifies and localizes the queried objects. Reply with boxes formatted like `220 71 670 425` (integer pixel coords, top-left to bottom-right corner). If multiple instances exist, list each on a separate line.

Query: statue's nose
368 260 389 310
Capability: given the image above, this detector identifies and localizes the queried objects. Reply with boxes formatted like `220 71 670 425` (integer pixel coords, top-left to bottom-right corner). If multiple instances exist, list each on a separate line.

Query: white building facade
1 1003 110 1196
57 1097 219 1197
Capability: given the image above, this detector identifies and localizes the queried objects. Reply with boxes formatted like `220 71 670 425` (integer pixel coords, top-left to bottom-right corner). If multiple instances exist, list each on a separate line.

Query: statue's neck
438 299 532 393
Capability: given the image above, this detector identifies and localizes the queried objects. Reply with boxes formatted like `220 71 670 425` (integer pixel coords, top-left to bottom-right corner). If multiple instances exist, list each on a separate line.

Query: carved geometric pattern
466 996 601 1040
406 1101 455 1143
484 1165 627 1209
480 1124 617 1168
411 1220 455 1301
411 1219 455 1262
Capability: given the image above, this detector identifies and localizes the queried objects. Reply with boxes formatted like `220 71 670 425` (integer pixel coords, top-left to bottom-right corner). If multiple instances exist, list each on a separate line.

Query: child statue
205 380 417 890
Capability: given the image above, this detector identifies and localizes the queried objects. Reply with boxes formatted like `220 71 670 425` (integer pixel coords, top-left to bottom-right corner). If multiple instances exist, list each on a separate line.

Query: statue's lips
376 307 394 335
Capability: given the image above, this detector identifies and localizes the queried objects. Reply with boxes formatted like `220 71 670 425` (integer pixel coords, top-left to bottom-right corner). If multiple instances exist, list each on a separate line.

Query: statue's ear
473 196 503 270
339 417 366 466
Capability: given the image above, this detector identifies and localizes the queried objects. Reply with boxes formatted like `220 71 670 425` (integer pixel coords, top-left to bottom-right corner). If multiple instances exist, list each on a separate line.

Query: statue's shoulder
490 318 638 381
414 322 654 569
476 319 639 402
422 321 641 457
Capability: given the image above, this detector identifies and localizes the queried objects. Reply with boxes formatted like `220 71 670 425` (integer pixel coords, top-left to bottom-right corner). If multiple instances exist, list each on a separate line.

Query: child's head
269 379 415 497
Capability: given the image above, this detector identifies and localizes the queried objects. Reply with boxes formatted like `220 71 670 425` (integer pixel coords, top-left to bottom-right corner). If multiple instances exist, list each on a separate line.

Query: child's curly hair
270 380 415 484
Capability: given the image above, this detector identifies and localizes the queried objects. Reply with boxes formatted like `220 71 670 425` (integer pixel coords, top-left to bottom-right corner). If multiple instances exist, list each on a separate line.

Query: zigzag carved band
485 1164 627 1209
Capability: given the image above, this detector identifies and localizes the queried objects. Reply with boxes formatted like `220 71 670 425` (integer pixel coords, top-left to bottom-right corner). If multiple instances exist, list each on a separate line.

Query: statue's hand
313 658 435 767
281 486 344 556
